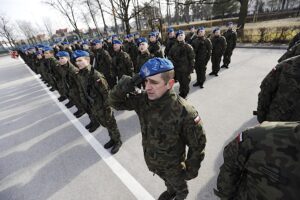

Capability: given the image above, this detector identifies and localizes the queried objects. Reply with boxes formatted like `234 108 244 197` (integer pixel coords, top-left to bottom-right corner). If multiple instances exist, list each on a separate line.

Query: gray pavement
0 48 285 200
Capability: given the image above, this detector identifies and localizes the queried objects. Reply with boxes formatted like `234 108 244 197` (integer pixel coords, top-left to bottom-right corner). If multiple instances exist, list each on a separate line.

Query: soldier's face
145 74 174 100
149 36 156 42
177 34 185 42
94 43 102 49
139 42 148 52
76 57 89 69
113 44 121 51
37 54 42 59
214 30 221 36
59 57 68 65
44 51 53 59
198 30 205 37
169 32 175 38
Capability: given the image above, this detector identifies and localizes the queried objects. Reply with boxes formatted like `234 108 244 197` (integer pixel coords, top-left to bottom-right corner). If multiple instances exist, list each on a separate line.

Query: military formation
16 23 300 200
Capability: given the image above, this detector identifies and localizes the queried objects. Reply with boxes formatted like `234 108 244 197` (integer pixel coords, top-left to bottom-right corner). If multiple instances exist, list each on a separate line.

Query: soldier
168 30 195 98
122 35 130 52
214 121 300 200
134 32 140 44
164 27 177 58
43 46 60 93
111 40 134 83
191 27 212 88
34 50 44 77
256 55 300 123
288 31 300 49
56 51 85 117
221 22 237 69
185 26 197 45
278 41 300 62
136 37 152 73
92 39 114 89
108 58 206 200
73 50 122 154
148 32 164 58
127 34 139 72
209 27 227 76
105 36 114 57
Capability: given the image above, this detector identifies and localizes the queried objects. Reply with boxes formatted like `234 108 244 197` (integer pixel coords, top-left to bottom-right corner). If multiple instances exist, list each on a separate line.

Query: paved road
0 48 285 200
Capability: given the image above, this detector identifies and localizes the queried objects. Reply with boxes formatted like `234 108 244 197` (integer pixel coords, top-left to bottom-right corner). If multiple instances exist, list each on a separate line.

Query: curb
236 43 288 50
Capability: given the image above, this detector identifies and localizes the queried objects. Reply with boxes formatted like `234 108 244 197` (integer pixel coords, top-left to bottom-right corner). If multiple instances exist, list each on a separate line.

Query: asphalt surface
0 48 285 200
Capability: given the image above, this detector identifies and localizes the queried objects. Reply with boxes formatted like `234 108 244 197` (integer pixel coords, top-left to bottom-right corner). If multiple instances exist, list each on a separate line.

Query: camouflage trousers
195 61 208 85
90 105 121 142
68 88 85 111
156 169 188 200
211 54 222 74
175 71 191 98
223 49 233 66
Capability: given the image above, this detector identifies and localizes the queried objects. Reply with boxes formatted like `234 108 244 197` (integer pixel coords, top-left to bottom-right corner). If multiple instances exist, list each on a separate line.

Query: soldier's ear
167 79 175 89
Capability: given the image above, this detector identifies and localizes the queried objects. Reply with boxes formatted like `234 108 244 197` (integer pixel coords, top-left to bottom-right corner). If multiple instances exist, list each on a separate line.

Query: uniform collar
147 89 177 108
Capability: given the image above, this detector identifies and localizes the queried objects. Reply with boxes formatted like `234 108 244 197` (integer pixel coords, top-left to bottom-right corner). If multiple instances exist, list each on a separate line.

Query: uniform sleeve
232 32 237 49
187 44 195 70
108 75 140 111
206 39 212 63
182 109 206 180
257 65 282 123
123 53 134 76
222 37 227 55
95 74 110 107
214 131 251 200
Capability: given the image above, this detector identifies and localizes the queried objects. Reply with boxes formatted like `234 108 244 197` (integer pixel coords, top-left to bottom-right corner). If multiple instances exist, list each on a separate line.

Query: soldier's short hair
161 69 174 85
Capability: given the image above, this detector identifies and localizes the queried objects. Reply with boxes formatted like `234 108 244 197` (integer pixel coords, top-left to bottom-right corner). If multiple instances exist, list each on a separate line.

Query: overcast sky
0 0 167 38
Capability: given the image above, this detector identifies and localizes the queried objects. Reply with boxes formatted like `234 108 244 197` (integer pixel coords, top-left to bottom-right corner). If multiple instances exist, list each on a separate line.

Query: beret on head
72 50 90 59
56 51 70 57
139 57 174 79
43 46 53 52
112 40 122 45
176 30 185 38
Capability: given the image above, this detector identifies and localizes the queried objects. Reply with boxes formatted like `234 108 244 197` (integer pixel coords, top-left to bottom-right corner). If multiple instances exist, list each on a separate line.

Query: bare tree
81 10 93 32
0 14 16 47
94 0 108 33
16 20 39 45
44 0 82 38
84 0 102 36
43 17 54 41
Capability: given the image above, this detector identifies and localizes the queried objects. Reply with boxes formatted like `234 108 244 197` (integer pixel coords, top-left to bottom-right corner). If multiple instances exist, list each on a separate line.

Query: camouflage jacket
185 32 197 45
211 35 227 55
136 50 152 73
94 48 113 77
278 42 300 63
288 32 300 49
168 41 195 73
257 55 300 123
112 50 134 79
77 66 110 109
164 37 177 58
43 57 60 80
108 75 206 176
223 29 237 50
127 41 139 67
192 36 212 64
148 41 164 58
215 121 300 200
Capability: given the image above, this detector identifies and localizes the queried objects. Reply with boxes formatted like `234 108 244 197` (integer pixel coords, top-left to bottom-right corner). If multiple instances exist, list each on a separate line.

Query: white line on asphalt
22 58 155 200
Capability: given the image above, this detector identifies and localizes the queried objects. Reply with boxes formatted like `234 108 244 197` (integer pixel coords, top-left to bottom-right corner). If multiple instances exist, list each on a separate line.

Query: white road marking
22 58 155 200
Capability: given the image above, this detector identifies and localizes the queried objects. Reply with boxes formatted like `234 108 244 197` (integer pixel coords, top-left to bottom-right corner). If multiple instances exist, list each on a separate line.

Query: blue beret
62 41 69 45
112 40 122 45
28 46 35 51
72 50 90 59
213 27 220 33
112 34 118 38
43 46 53 52
36 50 43 56
128 34 134 38
176 30 185 37
227 22 233 26
198 26 205 31
139 58 174 79
107 36 112 41
82 41 89 45
138 37 148 45
36 44 45 48
56 51 70 57
134 32 140 36
149 32 157 37
93 39 102 44
167 27 174 33
190 26 195 30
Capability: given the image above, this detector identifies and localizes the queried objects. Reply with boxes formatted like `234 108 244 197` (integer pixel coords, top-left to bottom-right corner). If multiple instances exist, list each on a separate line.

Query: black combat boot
74 110 85 118
49 87 55 91
65 101 74 108
221 64 229 69
192 82 200 87
158 191 176 200
85 121 94 129
199 84 204 88
104 139 115 149
58 96 67 102
208 72 215 75
110 141 122 154
88 123 100 133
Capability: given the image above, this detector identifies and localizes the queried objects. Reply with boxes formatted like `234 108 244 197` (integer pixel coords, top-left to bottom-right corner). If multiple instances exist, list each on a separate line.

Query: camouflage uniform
77 66 121 142
185 31 196 45
164 37 177 58
192 36 212 87
43 57 60 90
222 29 237 68
278 41 300 62
108 76 206 200
168 41 195 98
127 41 139 72
257 55 300 123
94 48 114 88
211 35 227 75
215 121 300 200
288 32 300 49
136 50 152 73
112 50 134 82
148 41 164 58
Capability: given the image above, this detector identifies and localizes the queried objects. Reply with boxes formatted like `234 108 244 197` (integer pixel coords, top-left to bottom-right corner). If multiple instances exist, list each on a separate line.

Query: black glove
131 73 143 86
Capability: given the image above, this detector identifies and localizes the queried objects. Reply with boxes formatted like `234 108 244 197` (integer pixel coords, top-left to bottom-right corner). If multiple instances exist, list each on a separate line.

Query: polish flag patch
194 115 201 125
236 132 243 143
